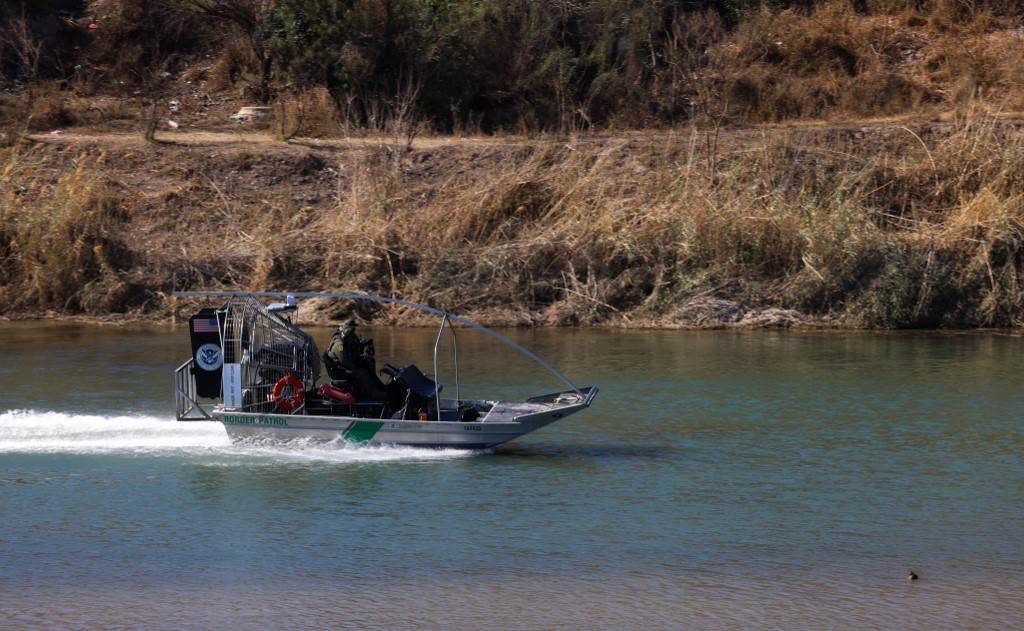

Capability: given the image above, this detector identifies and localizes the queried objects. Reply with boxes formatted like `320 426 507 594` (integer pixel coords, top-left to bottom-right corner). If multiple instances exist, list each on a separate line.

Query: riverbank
0 304 820 330
3 116 1024 329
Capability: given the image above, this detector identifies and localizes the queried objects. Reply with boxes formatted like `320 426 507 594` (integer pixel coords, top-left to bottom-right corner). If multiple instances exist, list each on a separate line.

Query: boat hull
214 408 569 449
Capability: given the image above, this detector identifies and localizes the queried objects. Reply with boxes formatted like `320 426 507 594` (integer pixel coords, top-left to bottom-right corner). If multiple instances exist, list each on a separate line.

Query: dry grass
5 114 1024 328
304 117 1024 327
215 118 1024 327
7 0 1024 327
701 2 1024 125
1 84 138 139
0 143 136 313
273 88 342 140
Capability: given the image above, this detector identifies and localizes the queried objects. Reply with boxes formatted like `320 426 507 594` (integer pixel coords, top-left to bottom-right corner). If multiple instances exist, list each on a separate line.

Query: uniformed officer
327 318 362 370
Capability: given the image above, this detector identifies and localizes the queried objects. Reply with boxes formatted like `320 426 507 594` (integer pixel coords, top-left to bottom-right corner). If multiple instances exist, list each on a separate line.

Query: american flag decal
192 317 219 333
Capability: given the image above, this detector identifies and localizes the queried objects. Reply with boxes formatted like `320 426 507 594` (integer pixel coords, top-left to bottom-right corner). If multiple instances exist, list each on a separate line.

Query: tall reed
0 144 133 313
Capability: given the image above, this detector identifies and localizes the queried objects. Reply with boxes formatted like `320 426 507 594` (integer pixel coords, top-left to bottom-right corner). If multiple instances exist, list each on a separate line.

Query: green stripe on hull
343 421 384 443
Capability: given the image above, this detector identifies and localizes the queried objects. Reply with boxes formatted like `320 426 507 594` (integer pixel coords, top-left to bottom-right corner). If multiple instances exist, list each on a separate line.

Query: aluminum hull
213 388 596 449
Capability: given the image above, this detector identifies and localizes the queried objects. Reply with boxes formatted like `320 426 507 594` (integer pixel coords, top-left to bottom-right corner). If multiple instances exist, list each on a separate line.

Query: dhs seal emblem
195 343 223 371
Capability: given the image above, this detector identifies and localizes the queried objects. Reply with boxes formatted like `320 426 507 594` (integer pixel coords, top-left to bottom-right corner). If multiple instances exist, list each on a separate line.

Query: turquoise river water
0 322 1022 629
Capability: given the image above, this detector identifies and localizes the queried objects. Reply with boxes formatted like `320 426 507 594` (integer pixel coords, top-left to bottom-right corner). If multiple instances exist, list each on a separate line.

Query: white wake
0 410 477 464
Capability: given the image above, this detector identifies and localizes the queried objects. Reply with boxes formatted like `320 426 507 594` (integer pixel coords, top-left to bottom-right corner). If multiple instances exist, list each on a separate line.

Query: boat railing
174 359 213 422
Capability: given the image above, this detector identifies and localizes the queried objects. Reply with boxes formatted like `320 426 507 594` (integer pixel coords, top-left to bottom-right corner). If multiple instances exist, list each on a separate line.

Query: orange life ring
272 375 305 412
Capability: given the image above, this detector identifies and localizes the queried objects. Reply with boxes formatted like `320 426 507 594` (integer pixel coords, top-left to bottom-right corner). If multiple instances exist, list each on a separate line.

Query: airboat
173 291 597 449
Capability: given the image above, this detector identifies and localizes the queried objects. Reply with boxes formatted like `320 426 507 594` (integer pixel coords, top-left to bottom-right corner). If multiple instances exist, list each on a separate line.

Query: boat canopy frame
174 291 584 400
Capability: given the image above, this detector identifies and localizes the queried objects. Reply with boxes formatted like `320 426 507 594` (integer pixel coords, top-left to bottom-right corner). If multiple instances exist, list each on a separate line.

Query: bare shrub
24 84 79 131
179 0 276 102
206 36 253 93
0 10 44 82
84 0 203 83
273 88 340 140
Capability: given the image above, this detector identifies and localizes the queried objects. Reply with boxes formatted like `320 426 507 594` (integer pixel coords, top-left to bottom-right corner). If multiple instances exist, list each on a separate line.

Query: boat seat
393 364 442 400
323 351 351 382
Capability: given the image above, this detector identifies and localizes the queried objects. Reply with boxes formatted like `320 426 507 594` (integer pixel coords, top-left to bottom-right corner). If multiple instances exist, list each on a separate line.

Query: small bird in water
907 571 919 581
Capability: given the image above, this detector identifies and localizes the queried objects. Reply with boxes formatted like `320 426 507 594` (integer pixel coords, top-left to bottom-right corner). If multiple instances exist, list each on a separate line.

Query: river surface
1 322 1022 629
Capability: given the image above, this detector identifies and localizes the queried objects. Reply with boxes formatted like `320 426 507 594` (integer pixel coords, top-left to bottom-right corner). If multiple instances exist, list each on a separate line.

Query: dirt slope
7 117 1024 329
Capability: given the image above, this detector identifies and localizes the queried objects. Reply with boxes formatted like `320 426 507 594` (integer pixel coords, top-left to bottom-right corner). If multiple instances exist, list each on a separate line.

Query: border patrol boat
173 292 598 449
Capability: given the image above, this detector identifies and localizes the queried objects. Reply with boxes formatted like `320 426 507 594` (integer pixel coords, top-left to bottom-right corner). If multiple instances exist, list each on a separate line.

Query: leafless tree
388 73 423 153
0 9 44 144
179 0 275 102
0 9 44 82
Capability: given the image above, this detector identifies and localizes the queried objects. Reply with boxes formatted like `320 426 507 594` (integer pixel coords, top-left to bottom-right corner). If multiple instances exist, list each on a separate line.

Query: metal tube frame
431 312 461 422
176 290 581 396
216 295 319 415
